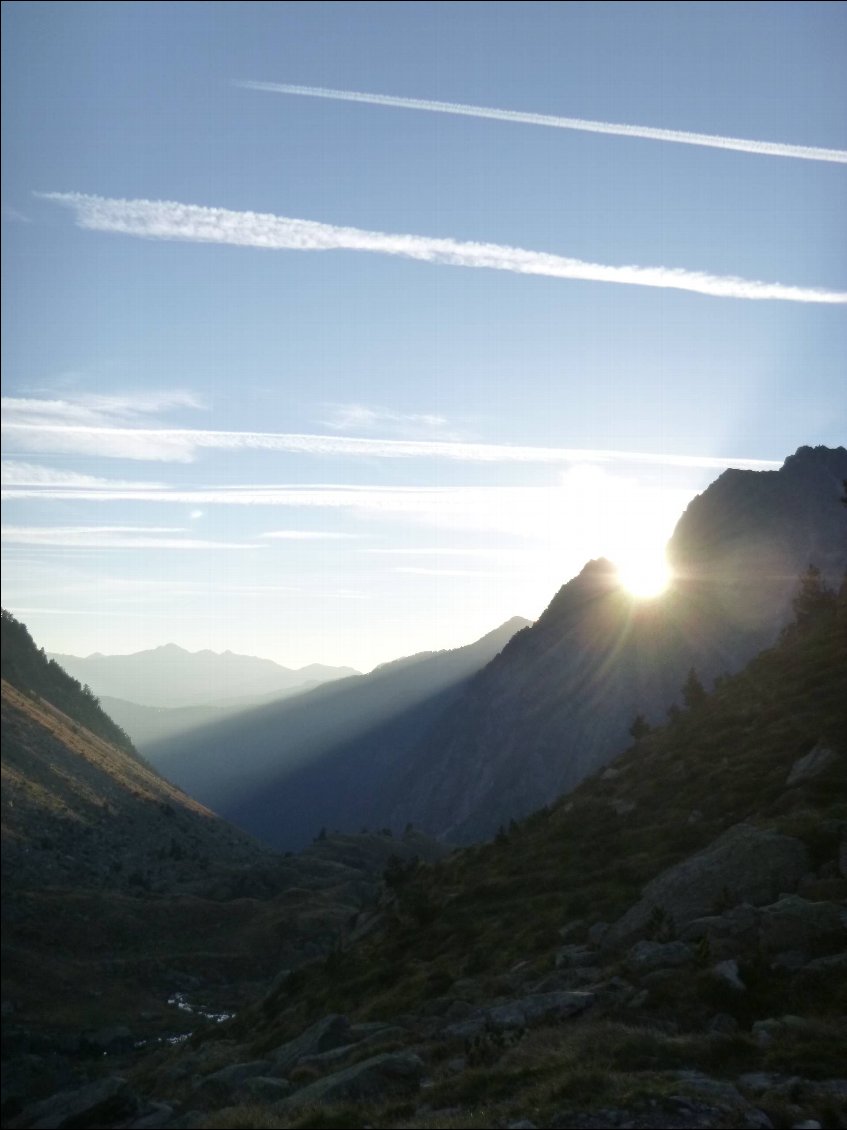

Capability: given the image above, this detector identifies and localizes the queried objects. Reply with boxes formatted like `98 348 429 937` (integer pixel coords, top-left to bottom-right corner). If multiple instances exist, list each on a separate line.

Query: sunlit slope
387 445 847 841
233 573 846 1049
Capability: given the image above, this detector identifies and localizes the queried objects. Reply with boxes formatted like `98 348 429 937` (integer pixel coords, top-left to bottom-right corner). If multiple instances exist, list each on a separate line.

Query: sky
2 1 845 672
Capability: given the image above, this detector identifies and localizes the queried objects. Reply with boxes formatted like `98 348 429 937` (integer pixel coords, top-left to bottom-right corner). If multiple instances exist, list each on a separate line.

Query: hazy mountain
147 616 531 849
388 445 847 841
99 683 323 750
48 642 357 708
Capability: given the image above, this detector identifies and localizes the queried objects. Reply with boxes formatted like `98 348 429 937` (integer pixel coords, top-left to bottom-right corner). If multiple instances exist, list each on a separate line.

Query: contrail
39 193 847 304
238 81 847 165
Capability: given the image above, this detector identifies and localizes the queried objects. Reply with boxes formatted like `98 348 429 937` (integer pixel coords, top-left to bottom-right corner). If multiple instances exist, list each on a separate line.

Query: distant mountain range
146 616 531 850
49 643 357 710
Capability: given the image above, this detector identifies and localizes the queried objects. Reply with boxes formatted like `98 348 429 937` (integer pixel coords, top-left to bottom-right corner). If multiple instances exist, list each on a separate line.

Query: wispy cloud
321 403 459 439
393 567 511 577
1 525 265 550
2 392 205 461
239 81 847 165
1 461 165 489
260 529 358 540
40 193 847 305
3 206 33 223
0 414 783 472
4 391 202 426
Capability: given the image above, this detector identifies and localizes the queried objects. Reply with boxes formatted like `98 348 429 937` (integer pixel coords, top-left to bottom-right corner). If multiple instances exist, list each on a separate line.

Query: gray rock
125 1103 176 1129
193 1059 270 1101
269 1013 351 1074
241 1076 293 1101
555 944 597 968
626 940 695 971
758 896 846 954
278 1051 423 1108
683 903 761 958
786 743 840 786
487 990 594 1029
442 1016 486 1040
12 1075 138 1130
605 824 811 948
670 1070 745 1106
803 950 847 973
737 1072 796 1095
712 958 746 991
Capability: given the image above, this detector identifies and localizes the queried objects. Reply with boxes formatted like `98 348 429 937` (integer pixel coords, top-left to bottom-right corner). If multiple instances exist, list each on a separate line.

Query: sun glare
616 554 672 599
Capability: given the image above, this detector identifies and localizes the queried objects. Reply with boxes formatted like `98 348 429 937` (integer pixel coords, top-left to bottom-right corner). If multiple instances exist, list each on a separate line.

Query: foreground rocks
603 824 812 948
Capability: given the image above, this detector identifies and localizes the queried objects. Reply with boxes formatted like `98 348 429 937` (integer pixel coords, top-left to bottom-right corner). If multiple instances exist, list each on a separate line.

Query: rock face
604 824 812 948
389 446 847 842
278 1052 424 1109
269 1014 353 1075
786 743 841 786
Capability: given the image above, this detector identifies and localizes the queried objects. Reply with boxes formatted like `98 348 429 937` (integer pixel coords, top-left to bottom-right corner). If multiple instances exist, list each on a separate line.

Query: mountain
98 684 323 751
387 445 847 841
0 612 444 1078
146 616 531 850
48 642 357 709
122 566 846 1130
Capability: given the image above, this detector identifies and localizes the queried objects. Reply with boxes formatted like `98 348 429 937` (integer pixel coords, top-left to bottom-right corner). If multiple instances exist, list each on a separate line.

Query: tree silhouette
790 564 836 630
629 713 651 740
682 667 707 710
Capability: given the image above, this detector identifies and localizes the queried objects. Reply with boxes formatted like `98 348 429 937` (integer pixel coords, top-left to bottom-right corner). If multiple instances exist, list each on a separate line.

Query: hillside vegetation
2 609 134 753
137 573 846 1129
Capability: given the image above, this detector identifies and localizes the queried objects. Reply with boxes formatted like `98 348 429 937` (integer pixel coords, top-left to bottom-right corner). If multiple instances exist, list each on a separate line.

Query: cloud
0 415 783 471
239 82 847 165
2 392 205 461
1 461 166 489
3 391 202 426
321 403 459 439
1 525 265 550
393 567 512 577
40 193 847 304
260 529 358 539
3 206 32 223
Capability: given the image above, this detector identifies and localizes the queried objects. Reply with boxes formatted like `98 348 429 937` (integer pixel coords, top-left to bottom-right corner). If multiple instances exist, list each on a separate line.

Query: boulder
758 896 846 955
277 1051 423 1108
625 940 695 971
486 990 594 1030
682 903 760 958
269 1013 351 1075
712 958 746 991
555 944 597 968
786 743 840 786
10 1075 138 1130
193 1060 271 1103
604 824 811 948
241 1076 293 1101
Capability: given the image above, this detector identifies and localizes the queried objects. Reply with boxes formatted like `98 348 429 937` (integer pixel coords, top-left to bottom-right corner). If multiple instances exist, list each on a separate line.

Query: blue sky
2 1 845 670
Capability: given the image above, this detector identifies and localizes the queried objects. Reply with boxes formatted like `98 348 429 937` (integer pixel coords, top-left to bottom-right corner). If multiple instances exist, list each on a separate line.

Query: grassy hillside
2 608 134 753
150 577 845 1129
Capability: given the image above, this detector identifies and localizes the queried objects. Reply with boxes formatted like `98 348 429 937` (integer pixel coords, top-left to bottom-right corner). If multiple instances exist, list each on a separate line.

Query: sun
615 553 672 599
